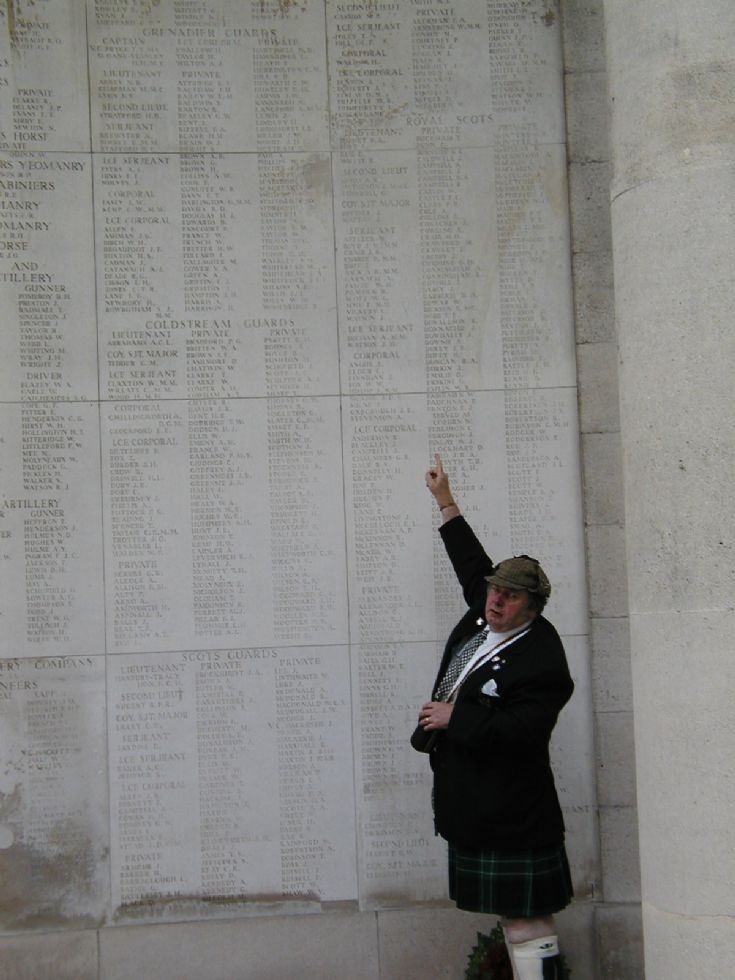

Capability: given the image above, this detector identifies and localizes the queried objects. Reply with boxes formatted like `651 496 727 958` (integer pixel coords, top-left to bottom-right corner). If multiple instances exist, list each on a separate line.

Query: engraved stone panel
95 152 338 400
87 0 329 153
101 397 347 654
354 640 446 907
108 645 355 923
0 0 90 153
551 634 598 896
0 655 108 930
344 395 437 650
327 0 564 150
0 402 104 657
334 142 574 396
0 153 97 402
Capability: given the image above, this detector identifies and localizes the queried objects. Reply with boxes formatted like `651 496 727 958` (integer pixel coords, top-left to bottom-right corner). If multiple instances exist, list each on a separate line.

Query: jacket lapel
452 622 537 701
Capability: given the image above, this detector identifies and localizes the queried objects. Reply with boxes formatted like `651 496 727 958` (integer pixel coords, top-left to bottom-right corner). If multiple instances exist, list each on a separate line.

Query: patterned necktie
435 626 489 701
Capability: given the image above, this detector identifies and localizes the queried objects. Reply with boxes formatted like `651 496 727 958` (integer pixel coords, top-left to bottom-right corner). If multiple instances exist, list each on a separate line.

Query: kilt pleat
448 842 573 917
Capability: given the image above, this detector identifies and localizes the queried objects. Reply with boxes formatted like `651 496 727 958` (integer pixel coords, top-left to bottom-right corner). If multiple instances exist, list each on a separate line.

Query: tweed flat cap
485 555 551 598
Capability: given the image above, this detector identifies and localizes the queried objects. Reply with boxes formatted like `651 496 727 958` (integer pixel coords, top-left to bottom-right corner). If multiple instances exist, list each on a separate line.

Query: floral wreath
465 924 572 979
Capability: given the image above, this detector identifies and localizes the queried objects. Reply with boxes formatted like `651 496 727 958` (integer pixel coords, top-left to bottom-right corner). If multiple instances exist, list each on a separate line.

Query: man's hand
425 453 454 507
419 700 453 730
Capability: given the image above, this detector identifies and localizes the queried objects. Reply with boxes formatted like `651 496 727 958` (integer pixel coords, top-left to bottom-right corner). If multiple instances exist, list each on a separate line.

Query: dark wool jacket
429 516 574 850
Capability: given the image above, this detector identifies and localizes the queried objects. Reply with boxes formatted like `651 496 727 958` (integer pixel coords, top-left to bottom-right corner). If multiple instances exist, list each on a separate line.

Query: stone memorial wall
0 0 594 932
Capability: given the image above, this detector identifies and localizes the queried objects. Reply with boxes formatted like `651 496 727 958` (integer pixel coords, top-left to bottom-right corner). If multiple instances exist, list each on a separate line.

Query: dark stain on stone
6 0 17 46
302 154 332 199
0 792 106 932
116 888 323 922
366 889 452 909
259 0 306 16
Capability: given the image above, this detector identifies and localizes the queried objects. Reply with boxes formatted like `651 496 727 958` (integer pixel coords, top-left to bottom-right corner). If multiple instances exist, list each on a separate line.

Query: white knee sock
502 927 521 980
508 935 561 980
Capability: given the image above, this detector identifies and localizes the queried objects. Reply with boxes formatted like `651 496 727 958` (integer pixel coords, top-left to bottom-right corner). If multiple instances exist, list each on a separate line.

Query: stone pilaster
603 2 735 976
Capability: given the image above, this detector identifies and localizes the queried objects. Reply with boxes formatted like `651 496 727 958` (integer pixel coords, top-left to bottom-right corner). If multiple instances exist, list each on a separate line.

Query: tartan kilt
448 842 573 917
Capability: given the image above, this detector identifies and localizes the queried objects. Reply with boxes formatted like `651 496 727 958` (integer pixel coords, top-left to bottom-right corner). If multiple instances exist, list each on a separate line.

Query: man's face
484 584 536 633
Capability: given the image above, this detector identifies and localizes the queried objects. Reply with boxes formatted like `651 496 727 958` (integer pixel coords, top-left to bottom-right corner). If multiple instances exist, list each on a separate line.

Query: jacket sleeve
446 667 574 756
439 515 494 608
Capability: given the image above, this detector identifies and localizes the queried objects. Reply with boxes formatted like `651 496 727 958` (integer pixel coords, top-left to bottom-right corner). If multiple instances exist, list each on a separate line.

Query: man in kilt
416 455 574 980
